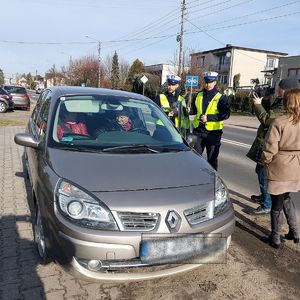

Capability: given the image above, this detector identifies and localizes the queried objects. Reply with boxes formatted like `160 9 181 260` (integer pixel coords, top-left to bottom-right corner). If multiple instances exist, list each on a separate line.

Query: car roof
47 86 152 104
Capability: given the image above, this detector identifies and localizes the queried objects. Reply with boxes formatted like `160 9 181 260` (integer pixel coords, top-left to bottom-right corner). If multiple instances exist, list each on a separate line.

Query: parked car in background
0 87 14 113
3 85 30 110
14 86 235 282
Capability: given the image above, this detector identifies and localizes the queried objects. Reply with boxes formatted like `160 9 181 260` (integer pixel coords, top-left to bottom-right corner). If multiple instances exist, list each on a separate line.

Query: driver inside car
115 109 133 131
57 105 89 140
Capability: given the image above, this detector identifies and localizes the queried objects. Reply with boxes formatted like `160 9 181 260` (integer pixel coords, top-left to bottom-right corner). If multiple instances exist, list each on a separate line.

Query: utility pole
178 0 186 77
85 35 101 88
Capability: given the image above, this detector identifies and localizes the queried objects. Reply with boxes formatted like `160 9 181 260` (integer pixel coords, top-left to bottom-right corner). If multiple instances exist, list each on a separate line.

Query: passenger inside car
57 104 89 140
93 108 150 136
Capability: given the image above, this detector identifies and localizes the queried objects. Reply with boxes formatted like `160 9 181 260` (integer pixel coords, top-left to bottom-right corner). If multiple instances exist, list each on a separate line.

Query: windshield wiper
58 146 102 153
159 147 187 152
102 144 160 153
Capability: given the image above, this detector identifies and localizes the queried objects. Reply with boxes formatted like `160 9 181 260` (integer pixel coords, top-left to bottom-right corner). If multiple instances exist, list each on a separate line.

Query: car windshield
4 86 26 94
50 94 188 153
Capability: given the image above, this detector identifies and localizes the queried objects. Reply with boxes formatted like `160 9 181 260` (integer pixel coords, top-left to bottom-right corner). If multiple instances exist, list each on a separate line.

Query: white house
145 64 179 85
190 44 288 87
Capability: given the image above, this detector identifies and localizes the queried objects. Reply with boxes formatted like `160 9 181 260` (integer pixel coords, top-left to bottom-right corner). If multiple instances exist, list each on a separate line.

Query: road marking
222 138 251 149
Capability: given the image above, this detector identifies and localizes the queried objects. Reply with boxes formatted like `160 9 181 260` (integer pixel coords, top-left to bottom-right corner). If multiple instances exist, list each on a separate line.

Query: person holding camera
247 78 300 215
189 71 230 170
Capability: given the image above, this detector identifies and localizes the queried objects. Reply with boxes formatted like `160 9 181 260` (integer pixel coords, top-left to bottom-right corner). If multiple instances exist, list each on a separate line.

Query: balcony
211 63 230 72
264 66 276 71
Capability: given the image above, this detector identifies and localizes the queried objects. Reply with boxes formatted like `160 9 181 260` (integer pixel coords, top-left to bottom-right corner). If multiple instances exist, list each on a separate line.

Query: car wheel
34 205 50 264
0 101 7 113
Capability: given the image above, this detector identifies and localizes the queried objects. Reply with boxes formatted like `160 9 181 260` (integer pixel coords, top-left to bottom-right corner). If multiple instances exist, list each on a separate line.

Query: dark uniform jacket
154 90 182 109
189 88 230 134
154 90 188 124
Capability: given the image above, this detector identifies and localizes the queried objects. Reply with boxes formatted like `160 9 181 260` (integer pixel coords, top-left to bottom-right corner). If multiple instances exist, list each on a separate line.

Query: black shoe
285 231 300 244
269 241 281 249
250 194 263 203
262 235 281 249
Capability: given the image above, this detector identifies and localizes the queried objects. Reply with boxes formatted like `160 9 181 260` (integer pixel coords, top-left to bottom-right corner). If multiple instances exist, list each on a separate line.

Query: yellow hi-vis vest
159 94 189 129
193 92 223 131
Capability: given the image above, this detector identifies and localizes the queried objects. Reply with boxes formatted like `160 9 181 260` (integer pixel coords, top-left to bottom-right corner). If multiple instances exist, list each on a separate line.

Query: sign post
140 75 148 96
185 75 199 133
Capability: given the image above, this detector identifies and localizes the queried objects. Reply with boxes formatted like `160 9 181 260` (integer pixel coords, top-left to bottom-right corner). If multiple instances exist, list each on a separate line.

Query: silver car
14 86 235 282
3 85 30 110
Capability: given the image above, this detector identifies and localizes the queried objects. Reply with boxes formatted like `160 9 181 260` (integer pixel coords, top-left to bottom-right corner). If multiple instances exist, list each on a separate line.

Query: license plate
140 233 226 265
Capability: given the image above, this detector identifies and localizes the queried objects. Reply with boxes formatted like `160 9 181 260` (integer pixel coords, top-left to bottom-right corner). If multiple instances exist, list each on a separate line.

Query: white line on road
222 138 251 149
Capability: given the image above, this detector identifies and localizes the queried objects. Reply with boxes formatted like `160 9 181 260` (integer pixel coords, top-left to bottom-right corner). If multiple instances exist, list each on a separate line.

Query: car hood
47 148 215 192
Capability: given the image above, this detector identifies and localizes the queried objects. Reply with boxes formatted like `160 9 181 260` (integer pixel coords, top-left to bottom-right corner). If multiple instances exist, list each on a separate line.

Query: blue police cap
166 74 181 85
203 71 218 83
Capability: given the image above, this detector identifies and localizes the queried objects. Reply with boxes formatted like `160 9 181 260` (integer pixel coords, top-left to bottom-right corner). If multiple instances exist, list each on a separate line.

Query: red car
0 87 14 113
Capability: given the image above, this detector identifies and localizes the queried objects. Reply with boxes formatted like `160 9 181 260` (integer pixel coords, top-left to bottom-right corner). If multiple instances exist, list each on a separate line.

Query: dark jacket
246 96 285 163
154 90 188 124
154 90 182 109
190 88 230 133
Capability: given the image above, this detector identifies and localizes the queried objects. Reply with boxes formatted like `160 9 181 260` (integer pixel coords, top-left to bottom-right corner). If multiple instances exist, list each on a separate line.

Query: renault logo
166 210 181 231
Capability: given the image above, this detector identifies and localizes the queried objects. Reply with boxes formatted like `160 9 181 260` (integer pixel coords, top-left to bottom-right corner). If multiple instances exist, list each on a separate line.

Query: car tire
0 101 7 113
33 205 51 264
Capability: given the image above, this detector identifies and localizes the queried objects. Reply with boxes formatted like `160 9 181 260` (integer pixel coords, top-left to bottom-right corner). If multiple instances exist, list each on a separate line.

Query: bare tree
66 55 99 87
103 54 112 83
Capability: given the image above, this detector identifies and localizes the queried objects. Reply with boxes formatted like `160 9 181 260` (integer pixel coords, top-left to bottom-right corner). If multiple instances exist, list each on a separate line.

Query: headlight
55 180 118 230
214 176 229 215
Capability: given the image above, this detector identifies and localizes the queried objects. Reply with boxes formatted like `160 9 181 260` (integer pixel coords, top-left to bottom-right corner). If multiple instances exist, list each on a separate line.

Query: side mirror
186 134 197 148
14 133 40 149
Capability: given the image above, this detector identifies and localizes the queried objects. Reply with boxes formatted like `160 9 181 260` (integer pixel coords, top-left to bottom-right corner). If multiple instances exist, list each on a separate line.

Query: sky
0 0 299 79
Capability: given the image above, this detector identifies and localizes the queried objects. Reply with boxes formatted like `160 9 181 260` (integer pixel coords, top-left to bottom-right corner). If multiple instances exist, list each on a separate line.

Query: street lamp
85 35 101 88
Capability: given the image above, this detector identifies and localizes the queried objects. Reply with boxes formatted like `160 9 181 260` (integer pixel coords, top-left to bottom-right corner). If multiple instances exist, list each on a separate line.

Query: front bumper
56 210 235 282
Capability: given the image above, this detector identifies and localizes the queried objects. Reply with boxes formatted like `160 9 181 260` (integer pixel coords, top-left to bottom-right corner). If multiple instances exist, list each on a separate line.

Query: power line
189 0 300 26
0 10 298 46
185 18 267 63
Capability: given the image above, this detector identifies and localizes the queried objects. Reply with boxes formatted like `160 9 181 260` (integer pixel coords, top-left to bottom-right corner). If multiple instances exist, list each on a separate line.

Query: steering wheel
130 128 150 135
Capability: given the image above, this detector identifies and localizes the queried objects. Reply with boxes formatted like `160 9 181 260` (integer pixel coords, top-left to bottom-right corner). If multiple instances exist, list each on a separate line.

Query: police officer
154 75 189 136
190 71 230 170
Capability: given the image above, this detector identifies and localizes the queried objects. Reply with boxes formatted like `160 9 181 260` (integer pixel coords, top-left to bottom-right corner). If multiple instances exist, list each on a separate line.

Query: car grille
184 201 214 225
117 212 160 231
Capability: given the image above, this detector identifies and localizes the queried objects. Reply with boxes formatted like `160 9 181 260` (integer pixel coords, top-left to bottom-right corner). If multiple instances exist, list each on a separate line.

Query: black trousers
271 192 290 211
193 129 222 170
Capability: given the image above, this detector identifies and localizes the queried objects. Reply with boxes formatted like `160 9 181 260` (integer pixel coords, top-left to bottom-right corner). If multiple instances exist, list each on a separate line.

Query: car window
33 91 51 140
49 95 187 152
3 86 26 94
0 87 8 94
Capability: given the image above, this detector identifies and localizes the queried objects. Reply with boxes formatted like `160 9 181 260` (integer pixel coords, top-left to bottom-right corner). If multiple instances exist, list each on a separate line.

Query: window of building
266 57 276 68
219 75 228 84
196 56 205 67
288 68 300 79
218 55 230 65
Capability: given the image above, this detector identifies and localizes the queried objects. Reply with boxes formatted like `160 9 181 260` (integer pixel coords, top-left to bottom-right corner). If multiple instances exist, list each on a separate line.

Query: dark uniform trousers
194 129 222 170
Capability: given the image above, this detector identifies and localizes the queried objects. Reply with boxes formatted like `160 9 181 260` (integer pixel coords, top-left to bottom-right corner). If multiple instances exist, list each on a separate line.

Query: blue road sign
185 75 199 87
